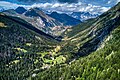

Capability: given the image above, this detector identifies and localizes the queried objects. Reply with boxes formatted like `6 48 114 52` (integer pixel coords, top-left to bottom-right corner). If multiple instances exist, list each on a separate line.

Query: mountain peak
15 6 27 14
51 12 58 15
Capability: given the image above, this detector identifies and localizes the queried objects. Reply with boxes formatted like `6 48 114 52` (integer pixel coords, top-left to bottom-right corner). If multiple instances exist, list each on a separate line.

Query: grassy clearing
26 43 32 46
0 22 6 27
54 55 66 64
14 48 27 53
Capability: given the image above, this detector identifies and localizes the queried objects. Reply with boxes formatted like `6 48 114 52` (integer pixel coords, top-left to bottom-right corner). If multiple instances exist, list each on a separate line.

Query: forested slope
0 2 120 80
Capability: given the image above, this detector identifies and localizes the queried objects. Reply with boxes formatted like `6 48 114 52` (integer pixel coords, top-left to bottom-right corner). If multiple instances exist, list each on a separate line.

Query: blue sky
0 0 120 14
1 0 119 6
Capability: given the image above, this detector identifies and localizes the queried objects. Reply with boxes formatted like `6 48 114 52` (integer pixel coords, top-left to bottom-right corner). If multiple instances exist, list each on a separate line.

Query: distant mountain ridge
2 7 82 36
2 7 65 36
49 12 82 26
70 12 99 21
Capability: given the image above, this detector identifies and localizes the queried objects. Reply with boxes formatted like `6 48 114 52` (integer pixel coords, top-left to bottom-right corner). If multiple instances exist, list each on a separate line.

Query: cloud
17 0 39 2
0 1 29 10
16 0 120 6
58 0 78 3
0 1 19 9
2 0 120 4
17 0 52 3
0 1 112 14
3 0 78 3
79 0 120 7
28 2 110 14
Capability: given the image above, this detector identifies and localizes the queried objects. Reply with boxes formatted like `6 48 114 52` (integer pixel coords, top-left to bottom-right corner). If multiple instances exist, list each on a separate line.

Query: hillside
49 12 81 26
60 2 120 57
0 13 63 80
32 2 120 80
0 2 120 80
3 7 65 36
35 25 120 80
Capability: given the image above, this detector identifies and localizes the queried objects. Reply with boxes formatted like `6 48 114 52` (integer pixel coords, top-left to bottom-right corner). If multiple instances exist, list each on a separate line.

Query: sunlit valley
0 0 120 80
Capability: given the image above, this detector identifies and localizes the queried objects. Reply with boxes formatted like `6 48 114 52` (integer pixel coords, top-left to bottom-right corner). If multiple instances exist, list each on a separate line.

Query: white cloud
28 2 110 14
0 1 111 14
0 1 27 9
78 0 120 7
107 0 120 4
0 1 18 9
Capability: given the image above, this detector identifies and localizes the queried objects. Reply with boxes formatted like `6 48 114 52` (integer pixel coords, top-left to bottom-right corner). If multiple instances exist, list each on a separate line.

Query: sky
0 0 120 14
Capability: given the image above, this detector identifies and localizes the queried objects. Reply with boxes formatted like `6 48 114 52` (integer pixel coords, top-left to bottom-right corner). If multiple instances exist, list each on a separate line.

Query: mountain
49 12 82 26
2 7 66 36
0 2 120 80
37 25 120 80
61 2 120 56
24 8 65 36
24 8 62 27
70 12 99 21
15 6 27 14
0 13 60 79
2 9 18 15
25 8 61 27
0 6 4 12
35 2 120 80
2 7 101 36
0 13 58 59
